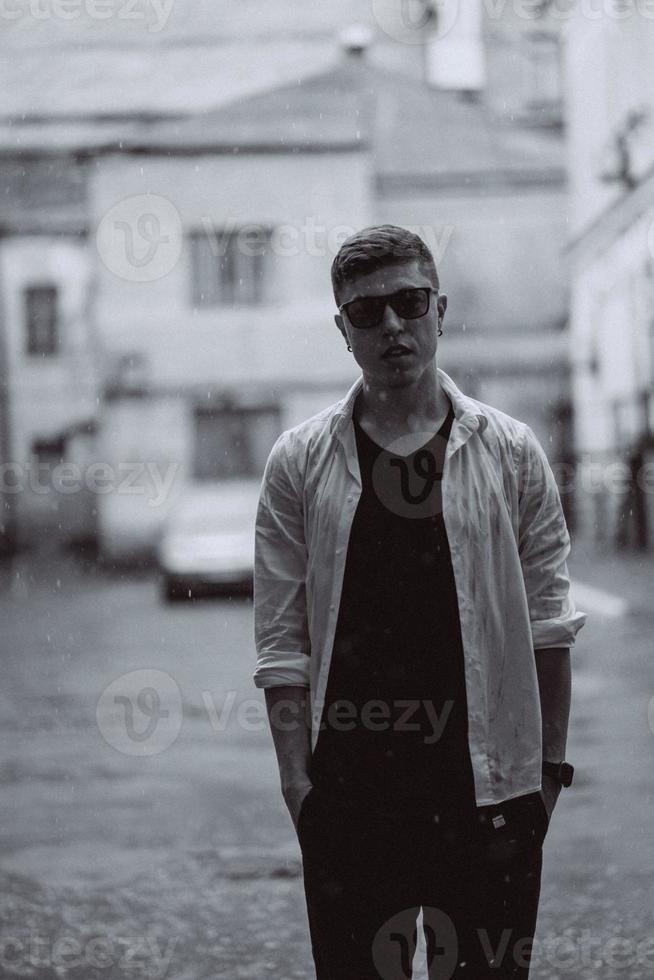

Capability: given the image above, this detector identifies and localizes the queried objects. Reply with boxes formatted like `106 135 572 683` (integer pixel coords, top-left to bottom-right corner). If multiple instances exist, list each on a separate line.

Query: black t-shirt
310 397 476 809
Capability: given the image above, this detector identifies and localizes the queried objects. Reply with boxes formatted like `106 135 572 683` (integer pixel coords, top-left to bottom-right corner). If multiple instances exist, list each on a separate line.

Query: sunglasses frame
338 287 439 329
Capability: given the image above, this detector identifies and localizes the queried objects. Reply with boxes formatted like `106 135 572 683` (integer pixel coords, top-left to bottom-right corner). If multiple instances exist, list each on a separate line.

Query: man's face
334 260 447 389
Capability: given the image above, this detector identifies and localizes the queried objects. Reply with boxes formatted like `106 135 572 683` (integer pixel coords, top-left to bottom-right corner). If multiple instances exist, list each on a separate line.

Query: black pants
297 788 548 980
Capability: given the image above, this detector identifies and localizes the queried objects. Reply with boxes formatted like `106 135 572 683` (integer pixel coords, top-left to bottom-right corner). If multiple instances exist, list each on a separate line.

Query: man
253 225 586 980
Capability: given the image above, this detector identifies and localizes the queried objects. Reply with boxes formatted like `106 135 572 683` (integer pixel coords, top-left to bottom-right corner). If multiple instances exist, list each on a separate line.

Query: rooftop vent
340 24 373 58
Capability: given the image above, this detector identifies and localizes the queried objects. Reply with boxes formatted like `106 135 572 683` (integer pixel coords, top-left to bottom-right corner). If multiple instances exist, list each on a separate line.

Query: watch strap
542 760 574 787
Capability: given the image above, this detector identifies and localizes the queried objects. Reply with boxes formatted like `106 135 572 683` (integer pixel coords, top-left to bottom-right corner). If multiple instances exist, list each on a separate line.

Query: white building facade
91 148 368 559
564 9 654 547
0 230 98 550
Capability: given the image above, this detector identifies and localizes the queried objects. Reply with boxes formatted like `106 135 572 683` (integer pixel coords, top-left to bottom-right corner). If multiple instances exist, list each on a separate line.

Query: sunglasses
338 287 439 329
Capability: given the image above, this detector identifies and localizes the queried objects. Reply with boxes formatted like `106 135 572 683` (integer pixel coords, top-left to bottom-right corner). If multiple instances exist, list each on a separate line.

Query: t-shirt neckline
353 400 454 458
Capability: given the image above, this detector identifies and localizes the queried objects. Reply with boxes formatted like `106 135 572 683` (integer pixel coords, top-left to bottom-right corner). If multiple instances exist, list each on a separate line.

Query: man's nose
380 302 405 336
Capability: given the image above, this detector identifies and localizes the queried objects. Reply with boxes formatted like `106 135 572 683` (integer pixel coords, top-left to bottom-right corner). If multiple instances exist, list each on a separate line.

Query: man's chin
369 360 423 387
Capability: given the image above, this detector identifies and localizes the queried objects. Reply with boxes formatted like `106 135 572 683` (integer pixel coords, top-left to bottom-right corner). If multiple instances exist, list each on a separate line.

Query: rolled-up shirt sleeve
517 425 587 649
253 432 311 689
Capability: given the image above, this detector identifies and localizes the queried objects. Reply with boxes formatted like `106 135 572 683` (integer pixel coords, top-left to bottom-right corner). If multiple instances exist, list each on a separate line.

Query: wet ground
0 542 652 979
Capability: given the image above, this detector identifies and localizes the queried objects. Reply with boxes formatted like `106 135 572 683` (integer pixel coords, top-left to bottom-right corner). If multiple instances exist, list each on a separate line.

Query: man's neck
355 363 451 440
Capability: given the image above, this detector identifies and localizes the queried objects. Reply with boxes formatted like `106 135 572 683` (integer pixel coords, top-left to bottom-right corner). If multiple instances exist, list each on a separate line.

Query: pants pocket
535 791 550 841
476 792 547 864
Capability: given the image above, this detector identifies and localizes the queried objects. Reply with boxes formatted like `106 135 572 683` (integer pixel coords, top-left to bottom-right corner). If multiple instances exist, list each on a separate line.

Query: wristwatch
542 760 574 787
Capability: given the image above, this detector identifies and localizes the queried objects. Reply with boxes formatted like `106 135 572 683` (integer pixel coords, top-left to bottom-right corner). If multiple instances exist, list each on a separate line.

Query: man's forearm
534 647 571 761
264 686 312 792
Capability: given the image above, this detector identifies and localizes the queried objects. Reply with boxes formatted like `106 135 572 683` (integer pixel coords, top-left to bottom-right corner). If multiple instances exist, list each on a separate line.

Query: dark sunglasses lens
347 296 386 328
391 289 430 319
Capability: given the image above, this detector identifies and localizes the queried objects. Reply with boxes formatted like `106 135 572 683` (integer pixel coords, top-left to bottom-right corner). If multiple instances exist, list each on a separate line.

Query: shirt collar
329 368 488 437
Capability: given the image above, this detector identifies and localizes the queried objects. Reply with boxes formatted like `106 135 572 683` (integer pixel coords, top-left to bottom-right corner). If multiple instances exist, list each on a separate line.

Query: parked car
157 480 261 600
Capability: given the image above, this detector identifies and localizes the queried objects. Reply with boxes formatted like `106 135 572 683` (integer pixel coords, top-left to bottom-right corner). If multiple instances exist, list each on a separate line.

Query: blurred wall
90 149 368 558
91 151 370 389
564 9 654 547
0 236 97 546
379 183 571 449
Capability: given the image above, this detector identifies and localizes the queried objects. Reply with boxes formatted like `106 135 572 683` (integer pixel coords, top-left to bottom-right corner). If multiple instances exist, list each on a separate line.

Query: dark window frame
524 29 562 114
25 283 59 357
188 222 273 309
192 402 281 481
189 225 273 308
31 435 67 477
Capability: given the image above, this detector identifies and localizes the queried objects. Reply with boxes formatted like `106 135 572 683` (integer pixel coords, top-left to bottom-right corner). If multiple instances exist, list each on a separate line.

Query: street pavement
0 539 652 980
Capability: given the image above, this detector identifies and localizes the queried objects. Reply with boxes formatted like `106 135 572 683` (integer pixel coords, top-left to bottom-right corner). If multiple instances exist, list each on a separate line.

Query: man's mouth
382 344 412 360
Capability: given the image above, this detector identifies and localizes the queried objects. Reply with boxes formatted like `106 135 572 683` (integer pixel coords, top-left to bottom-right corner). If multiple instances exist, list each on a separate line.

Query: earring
347 344 352 351
437 327 443 337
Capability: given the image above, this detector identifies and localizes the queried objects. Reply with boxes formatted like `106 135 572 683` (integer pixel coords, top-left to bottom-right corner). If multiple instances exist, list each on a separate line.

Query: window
524 31 562 115
193 404 280 480
25 284 59 357
31 435 66 487
189 225 272 307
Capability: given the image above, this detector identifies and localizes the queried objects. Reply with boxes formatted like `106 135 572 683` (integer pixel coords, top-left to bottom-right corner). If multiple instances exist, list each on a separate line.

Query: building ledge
566 160 654 262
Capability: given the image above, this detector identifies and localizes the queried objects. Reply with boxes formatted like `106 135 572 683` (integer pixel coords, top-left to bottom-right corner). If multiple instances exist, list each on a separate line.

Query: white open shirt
253 368 586 806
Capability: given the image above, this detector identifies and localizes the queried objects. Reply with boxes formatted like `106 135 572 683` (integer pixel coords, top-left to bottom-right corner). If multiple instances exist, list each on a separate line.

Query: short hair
331 224 439 305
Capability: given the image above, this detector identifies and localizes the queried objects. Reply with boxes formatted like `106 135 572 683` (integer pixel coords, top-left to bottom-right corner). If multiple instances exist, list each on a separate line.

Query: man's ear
335 313 348 342
437 293 448 321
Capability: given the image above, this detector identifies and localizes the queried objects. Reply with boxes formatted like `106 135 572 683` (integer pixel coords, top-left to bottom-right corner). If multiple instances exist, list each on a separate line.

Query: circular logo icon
370 0 459 45
96 668 183 756
96 194 183 282
372 906 458 980
371 430 448 519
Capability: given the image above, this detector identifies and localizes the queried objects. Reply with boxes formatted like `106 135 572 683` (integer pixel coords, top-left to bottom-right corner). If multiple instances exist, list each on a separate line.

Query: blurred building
0 1 575 560
564 10 654 549
0 0 566 126
0 158 98 554
90 40 572 561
